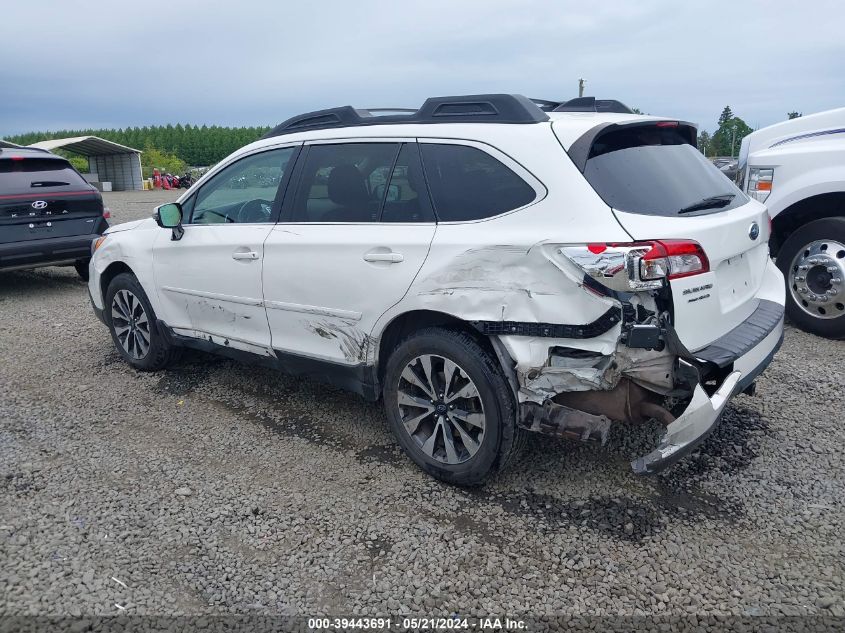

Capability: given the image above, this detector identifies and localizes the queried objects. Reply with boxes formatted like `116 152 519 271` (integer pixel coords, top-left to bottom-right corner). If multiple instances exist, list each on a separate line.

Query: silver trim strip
162 286 363 320
263 299 362 321
161 285 264 307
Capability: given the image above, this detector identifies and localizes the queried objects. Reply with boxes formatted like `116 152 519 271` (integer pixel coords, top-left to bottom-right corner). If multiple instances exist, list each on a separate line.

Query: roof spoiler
567 120 699 172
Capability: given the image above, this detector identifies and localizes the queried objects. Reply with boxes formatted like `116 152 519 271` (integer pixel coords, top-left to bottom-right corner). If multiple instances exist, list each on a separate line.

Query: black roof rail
553 97 634 114
360 108 417 114
262 94 550 139
529 98 562 112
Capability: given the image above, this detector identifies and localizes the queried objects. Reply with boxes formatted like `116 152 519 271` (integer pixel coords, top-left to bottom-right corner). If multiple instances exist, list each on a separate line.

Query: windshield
0 158 88 193
582 126 748 217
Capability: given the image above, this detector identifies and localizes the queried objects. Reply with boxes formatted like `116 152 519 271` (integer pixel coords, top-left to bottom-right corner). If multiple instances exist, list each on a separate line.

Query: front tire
382 328 518 486
777 217 845 339
104 272 181 370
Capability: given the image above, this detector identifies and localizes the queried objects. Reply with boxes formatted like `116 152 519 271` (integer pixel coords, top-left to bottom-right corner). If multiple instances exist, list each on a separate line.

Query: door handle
232 250 259 260
363 251 404 263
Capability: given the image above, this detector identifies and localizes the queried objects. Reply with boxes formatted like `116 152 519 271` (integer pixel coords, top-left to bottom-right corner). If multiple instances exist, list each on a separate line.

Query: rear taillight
640 240 710 281
103 207 111 219
559 240 709 292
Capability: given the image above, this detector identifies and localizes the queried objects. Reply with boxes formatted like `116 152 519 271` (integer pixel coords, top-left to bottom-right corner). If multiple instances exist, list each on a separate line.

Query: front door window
189 147 297 224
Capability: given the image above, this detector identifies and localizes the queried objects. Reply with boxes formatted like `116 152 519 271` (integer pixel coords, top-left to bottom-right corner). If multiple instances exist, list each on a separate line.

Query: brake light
640 240 710 281
559 239 709 293
655 121 679 128
11 156 24 161
103 207 111 219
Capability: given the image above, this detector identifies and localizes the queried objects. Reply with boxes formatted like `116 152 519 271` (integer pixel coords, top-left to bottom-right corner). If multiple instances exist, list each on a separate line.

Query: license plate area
717 252 754 311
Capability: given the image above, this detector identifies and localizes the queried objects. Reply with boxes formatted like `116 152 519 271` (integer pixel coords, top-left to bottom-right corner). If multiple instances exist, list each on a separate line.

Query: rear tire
74 258 90 281
777 217 845 339
382 328 518 486
104 273 181 370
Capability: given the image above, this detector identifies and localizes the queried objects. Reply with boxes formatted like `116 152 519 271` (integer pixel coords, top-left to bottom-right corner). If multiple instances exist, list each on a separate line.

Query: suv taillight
559 240 709 292
638 240 710 281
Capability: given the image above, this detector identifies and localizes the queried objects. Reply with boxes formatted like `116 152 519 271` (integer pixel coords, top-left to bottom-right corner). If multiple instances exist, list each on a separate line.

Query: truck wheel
105 273 181 370
382 328 519 486
777 217 845 339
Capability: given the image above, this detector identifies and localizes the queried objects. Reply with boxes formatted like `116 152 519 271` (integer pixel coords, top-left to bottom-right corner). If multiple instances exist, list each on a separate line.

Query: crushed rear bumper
632 300 784 474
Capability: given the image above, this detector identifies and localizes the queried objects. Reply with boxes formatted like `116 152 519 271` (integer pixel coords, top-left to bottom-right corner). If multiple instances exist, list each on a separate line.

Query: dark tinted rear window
420 144 536 221
0 157 88 193
582 126 747 216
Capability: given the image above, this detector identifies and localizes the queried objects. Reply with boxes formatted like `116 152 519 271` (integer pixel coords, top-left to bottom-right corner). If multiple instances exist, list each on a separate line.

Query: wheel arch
771 192 845 256
100 261 137 305
375 309 500 384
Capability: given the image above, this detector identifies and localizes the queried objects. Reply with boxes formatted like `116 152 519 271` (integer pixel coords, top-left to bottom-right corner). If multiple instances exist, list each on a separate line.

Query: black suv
0 148 108 279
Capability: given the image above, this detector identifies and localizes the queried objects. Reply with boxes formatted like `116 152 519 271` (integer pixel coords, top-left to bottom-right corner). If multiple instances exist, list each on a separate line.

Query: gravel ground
1 191 843 621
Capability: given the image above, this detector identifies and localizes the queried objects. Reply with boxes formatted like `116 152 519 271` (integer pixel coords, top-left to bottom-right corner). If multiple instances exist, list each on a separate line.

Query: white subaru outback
88 94 785 485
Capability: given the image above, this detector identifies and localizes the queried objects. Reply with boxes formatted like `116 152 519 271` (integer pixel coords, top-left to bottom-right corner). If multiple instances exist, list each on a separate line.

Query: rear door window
0 157 88 193
380 143 435 223
419 143 536 221
291 143 401 223
581 125 748 216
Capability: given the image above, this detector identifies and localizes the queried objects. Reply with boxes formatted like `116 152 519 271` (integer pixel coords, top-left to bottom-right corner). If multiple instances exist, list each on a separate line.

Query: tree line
5 124 271 167
697 107 801 158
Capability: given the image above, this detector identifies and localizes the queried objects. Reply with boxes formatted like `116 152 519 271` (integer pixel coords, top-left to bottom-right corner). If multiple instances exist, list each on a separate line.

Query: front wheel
382 328 519 486
104 272 181 370
777 217 845 339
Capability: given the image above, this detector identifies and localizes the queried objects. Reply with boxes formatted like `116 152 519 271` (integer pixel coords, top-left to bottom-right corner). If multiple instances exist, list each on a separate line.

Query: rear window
582 126 748 216
420 144 536 221
0 157 88 193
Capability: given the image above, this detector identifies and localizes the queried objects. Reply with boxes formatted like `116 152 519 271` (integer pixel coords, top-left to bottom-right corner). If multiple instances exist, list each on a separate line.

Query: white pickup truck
737 108 845 338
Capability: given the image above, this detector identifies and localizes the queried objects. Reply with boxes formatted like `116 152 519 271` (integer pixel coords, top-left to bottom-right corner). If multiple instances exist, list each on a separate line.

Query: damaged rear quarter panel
373 205 673 408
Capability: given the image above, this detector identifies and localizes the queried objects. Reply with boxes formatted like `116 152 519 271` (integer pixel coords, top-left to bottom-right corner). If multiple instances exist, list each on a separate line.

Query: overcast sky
1 1 843 137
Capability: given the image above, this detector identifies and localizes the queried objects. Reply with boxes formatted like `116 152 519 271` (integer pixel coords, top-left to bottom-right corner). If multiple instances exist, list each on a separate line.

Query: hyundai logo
748 221 760 240
31 200 48 210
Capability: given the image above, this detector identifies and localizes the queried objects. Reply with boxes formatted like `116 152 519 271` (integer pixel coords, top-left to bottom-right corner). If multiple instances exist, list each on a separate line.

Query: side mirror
154 202 184 241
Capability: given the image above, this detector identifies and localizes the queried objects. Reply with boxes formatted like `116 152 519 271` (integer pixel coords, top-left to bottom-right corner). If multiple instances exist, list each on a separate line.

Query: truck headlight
747 167 774 202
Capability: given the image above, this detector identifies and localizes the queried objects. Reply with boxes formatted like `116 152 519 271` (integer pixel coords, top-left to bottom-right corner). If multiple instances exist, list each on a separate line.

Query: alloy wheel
789 240 845 319
111 289 151 359
396 354 486 465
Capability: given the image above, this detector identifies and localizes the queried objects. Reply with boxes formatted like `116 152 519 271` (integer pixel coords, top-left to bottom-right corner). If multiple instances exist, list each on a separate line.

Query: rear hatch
0 155 104 245
562 120 770 351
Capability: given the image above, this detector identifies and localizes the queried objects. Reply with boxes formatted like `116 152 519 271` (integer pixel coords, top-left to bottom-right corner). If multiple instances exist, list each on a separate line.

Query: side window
190 147 295 224
419 143 536 221
291 143 400 222
380 144 435 223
